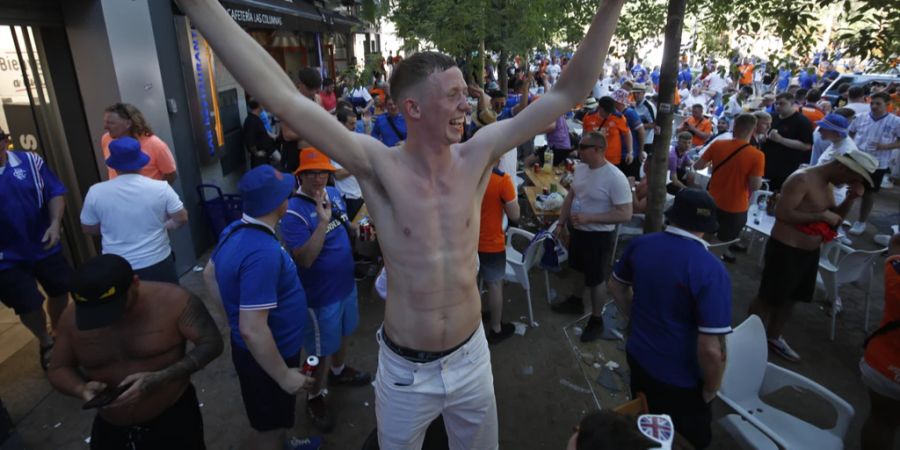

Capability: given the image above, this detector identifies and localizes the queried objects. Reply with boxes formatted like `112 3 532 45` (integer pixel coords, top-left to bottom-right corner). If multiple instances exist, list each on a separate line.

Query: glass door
0 25 96 266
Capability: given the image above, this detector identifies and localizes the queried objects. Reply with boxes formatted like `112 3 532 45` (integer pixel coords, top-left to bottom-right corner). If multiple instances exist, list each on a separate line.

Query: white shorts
374 324 498 450
860 358 900 401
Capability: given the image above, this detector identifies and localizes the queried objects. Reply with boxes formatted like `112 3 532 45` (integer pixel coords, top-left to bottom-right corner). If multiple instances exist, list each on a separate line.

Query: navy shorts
231 341 300 432
478 251 506 283
0 252 72 315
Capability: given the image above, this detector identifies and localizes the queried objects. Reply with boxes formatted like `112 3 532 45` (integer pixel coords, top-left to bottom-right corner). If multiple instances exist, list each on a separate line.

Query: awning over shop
220 0 326 31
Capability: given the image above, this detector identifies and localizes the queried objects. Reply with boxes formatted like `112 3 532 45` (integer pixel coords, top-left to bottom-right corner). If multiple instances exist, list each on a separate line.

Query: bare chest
73 324 184 370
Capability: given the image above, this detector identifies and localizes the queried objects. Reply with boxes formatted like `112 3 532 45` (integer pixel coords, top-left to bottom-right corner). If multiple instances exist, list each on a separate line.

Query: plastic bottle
543 147 554 173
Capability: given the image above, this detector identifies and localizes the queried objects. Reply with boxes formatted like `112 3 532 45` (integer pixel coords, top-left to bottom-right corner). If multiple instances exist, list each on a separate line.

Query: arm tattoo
144 297 224 391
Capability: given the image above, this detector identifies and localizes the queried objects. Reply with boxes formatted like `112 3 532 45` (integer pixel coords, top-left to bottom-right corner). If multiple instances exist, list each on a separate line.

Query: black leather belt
382 328 476 364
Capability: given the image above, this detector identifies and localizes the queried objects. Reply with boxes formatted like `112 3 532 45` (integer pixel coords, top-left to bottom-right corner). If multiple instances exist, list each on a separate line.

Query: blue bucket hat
105 137 150 172
664 188 719 234
239 165 295 217
816 113 850 138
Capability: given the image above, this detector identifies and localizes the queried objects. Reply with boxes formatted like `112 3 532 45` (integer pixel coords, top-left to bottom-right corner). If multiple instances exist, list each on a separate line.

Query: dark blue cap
664 188 719 233
239 165 295 217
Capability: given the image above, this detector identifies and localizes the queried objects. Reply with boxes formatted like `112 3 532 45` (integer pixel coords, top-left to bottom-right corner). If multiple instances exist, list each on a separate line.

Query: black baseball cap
664 188 719 233
70 254 135 330
0 129 7 141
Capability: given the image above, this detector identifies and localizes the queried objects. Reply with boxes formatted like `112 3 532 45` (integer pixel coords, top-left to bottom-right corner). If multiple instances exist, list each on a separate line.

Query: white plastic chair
718 415 778 450
718 316 855 450
505 227 542 326
816 243 886 340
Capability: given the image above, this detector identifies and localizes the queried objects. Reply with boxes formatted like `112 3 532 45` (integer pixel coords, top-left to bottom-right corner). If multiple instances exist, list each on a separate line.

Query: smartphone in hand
82 383 131 410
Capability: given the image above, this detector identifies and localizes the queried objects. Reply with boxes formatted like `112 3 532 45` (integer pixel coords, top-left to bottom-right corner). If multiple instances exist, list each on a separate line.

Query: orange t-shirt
702 139 765 213
101 133 177 181
478 169 516 253
739 64 754 86
673 88 681 105
583 112 630 165
685 116 713 147
864 255 900 384
800 106 825 124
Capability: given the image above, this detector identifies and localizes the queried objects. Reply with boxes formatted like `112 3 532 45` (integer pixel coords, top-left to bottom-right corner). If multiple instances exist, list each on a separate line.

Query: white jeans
375 324 499 450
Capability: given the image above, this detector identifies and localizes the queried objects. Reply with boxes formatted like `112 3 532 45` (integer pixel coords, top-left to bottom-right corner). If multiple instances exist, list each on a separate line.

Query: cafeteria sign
227 7 284 27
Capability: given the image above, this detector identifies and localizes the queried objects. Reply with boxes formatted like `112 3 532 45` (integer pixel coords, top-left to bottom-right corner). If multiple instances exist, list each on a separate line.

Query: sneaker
768 336 801 362
328 366 372 387
487 322 516 345
728 243 748 253
306 394 335 432
838 235 854 246
286 436 322 450
720 251 737 263
580 316 604 343
551 295 584 315
848 221 866 236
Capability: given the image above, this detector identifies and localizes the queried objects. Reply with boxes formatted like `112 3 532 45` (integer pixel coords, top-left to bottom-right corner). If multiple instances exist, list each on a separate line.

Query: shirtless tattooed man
48 254 224 449
749 150 877 362
178 1 624 447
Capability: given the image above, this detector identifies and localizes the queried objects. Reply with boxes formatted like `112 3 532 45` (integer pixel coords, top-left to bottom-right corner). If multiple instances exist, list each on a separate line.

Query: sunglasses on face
302 170 330 177
579 144 599 150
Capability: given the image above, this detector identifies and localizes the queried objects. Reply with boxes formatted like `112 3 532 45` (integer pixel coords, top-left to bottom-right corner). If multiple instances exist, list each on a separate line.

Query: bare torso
361 143 493 351
771 169 834 251
69 283 190 425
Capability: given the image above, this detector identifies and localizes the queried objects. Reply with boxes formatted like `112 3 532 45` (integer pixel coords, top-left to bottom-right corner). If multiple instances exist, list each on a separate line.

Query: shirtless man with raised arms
178 1 624 447
749 150 876 362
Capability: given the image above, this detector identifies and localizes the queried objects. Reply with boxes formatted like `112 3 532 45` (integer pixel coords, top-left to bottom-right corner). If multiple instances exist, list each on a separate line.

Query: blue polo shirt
613 227 733 388
281 187 354 309
622 107 643 158
213 218 307 357
371 113 407 147
0 151 67 270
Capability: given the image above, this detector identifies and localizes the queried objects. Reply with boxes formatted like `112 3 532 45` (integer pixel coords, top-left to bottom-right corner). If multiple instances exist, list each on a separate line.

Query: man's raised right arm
176 0 377 178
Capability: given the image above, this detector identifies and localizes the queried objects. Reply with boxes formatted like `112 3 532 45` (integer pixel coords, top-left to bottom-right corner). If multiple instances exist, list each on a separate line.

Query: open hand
109 372 163 408
467 84 485 98
42 223 61 250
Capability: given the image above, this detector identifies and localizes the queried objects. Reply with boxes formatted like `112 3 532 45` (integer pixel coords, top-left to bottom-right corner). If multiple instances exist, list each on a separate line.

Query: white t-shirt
593 78 614 99
80 174 184 269
350 87 373 103
332 159 362 199
705 73 728 93
570 162 632 232
845 102 871 118
548 64 562 83
684 94 709 112
816 137 857 166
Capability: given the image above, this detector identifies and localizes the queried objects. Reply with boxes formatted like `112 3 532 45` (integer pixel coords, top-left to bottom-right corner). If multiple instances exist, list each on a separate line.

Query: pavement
1 185 898 449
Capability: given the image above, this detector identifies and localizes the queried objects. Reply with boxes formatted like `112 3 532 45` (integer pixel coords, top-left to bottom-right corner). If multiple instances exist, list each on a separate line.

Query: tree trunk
476 40 486 85
645 0 687 233
499 49 509 92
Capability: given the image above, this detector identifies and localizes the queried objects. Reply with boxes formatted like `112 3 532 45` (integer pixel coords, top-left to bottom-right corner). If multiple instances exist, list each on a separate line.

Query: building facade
0 0 374 274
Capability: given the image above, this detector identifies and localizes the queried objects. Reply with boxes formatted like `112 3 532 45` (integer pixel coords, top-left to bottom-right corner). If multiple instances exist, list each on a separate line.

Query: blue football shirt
281 187 354 309
0 151 67 270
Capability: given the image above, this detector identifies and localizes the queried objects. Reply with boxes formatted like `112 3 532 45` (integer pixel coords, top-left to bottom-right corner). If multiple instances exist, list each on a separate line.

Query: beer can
301 355 319 376
543 186 550 196
532 162 541 172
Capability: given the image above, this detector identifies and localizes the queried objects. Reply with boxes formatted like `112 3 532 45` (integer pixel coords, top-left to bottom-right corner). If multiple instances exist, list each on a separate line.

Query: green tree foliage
836 0 899 71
